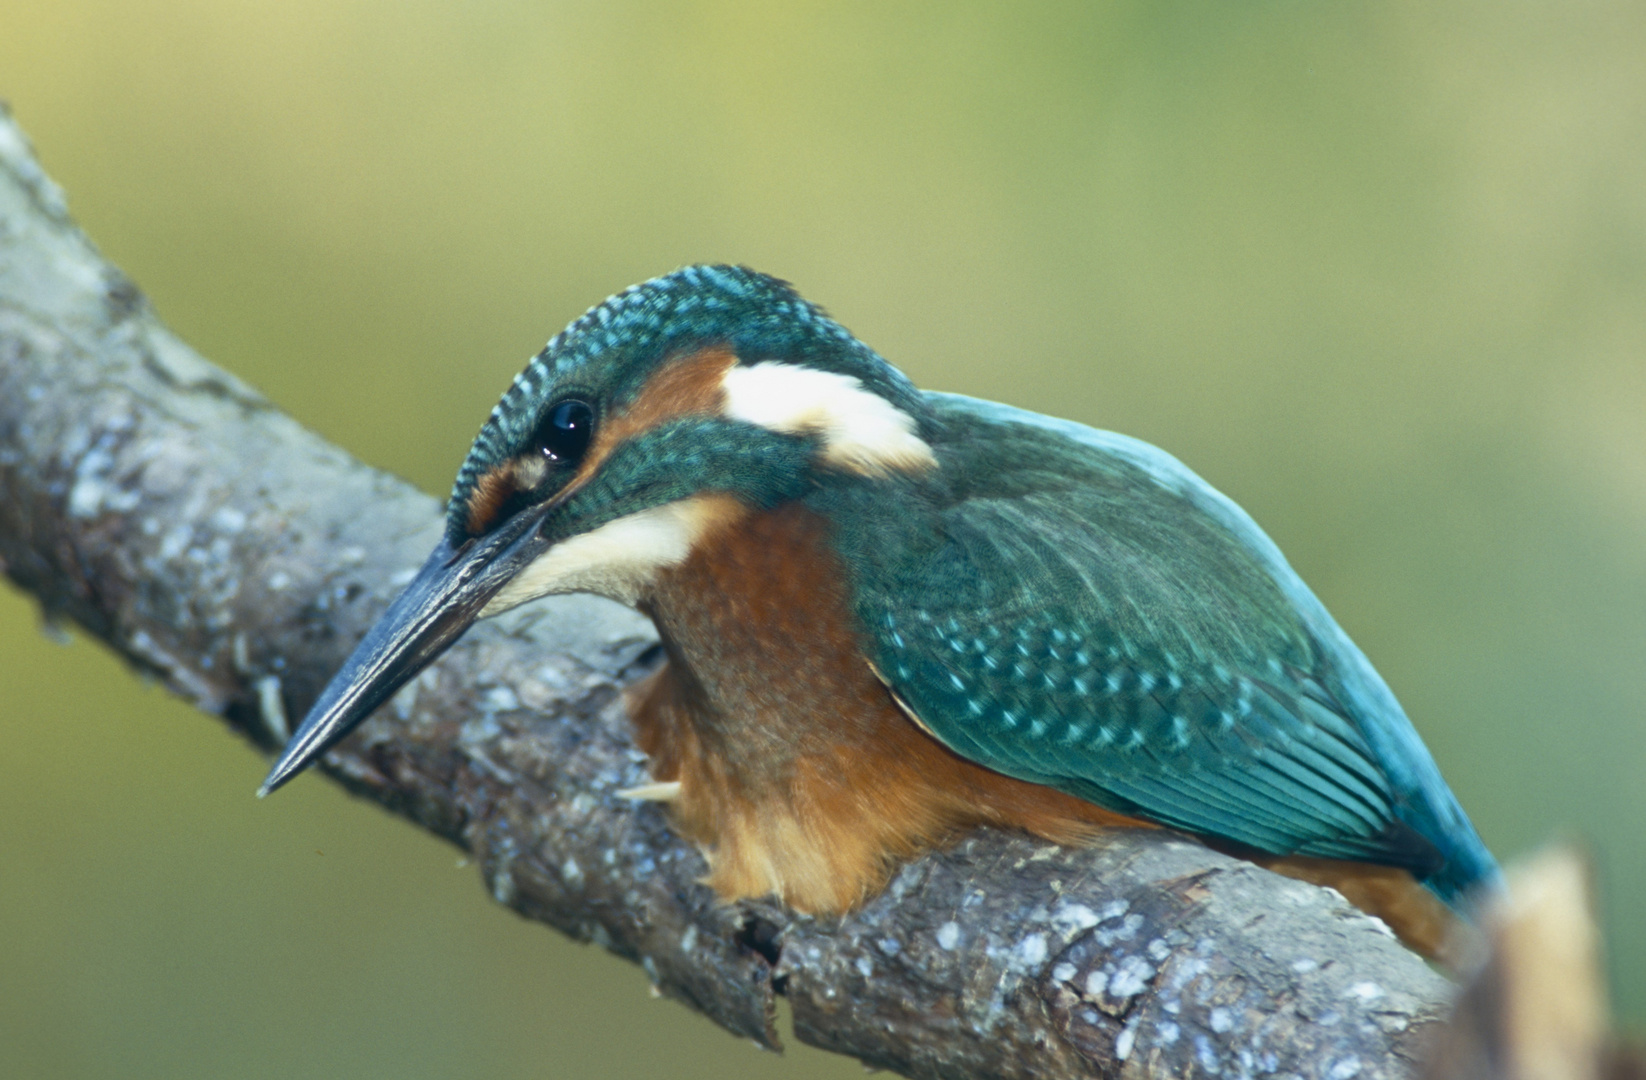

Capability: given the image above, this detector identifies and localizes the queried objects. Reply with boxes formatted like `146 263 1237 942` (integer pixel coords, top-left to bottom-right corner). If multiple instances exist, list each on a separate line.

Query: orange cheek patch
464 461 521 535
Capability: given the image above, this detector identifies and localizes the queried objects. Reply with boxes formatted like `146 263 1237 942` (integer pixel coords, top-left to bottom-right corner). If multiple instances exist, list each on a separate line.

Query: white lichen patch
1115 1016 1142 1061
391 680 418 720
1095 912 1145 947
255 675 288 742
482 686 519 712
1194 1034 1221 1072
1165 956 1209 993
491 864 517 905
67 416 141 519
1107 955 1156 998
1052 902 1100 933
1327 1056 1363 1079
159 525 192 561
211 506 247 533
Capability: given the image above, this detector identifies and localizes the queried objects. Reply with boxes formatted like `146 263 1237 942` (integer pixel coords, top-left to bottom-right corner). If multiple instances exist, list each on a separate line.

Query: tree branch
0 105 1453 1079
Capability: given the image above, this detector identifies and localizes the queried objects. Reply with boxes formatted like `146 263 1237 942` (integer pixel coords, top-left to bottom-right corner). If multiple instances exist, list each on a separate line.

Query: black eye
536 399 594 463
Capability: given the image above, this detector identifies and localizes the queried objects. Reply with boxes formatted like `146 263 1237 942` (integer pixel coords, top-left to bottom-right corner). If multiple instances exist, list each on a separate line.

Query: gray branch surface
0 106 1454 1079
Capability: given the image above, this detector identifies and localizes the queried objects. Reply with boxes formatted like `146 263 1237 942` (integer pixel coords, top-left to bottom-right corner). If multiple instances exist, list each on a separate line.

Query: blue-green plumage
815 392 1497 907
266 263 1500 933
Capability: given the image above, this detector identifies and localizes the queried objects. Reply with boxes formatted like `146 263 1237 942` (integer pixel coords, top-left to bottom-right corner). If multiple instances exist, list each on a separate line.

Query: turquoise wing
820 393 1497 902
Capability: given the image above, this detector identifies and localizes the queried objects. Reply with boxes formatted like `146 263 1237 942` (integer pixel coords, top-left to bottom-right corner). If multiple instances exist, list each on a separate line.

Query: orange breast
632 501 1147 913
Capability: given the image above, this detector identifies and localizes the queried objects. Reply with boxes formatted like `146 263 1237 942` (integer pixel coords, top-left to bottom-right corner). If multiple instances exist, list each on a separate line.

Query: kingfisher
260 264 1499 958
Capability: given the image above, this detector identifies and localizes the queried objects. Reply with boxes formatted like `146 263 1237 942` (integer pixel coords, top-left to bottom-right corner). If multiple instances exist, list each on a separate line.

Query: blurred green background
2 1 1642 1076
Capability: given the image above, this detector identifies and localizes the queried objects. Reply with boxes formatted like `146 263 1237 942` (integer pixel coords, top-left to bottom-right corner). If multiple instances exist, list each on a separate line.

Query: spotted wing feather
822 393 1497 905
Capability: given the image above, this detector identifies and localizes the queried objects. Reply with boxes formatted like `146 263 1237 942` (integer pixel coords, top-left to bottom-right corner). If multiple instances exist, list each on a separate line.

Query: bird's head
260 265 936 794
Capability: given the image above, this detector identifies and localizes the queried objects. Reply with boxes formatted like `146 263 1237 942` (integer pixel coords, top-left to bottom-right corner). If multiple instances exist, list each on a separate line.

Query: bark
0 105 1455 1079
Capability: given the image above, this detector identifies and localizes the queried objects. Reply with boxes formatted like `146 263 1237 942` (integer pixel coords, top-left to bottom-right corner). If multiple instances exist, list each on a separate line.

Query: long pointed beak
258 512 549 797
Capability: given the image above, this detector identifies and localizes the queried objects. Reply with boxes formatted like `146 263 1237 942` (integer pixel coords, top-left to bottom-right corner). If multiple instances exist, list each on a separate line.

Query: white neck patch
479 495 742 616
720 361 937 477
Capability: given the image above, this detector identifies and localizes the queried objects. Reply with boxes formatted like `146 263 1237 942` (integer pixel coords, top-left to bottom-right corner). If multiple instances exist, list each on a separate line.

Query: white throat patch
720 361 937 476
479 495 742 616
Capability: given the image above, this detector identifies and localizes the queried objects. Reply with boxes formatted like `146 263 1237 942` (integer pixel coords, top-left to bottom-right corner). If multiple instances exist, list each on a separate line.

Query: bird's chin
479 496 748 616
476 582 543 619
476 568 646 616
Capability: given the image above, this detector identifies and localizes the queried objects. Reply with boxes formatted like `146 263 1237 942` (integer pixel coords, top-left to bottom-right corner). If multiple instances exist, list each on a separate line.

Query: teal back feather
818 392 1500 908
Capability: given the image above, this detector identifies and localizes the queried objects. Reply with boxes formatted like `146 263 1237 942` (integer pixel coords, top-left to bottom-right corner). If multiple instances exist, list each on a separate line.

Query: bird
260 264 1500 959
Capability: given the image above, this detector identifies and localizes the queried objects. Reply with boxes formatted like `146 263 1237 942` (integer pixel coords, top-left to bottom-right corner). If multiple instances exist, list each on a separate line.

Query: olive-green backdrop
1 3 1642 1077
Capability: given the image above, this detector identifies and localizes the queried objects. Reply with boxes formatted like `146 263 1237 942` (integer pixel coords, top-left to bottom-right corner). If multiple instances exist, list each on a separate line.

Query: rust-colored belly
631 501 1141 913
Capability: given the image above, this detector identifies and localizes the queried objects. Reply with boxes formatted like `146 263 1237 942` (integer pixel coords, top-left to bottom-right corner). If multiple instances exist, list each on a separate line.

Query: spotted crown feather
446 265 921 539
